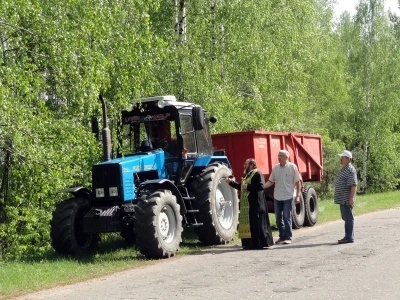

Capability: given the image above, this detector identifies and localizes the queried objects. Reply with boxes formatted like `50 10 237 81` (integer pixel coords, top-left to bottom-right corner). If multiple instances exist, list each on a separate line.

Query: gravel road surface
13 207 400 300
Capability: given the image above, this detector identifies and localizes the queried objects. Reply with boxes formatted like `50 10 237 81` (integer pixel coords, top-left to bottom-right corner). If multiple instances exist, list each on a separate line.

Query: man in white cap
334 150 358 244
264 149 301 245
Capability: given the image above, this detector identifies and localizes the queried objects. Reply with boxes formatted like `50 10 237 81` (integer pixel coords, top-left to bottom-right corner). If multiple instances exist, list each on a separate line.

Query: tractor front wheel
133 190 183 259
50 198 100 256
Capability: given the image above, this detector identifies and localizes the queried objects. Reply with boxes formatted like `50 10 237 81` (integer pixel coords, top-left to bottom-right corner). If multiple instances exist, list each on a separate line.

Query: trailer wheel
50 198 100 256
292 194 305 229
303 185 318 226
133 190 183 259
193 163 239 245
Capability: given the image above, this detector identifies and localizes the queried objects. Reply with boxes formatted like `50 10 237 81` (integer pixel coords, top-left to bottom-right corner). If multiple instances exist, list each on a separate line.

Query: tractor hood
98 150 165 174
92 150 166 202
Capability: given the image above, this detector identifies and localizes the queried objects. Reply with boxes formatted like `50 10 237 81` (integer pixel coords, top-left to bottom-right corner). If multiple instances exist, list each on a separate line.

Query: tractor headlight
157 99 165 108
109 187 118 197
95 188 105 198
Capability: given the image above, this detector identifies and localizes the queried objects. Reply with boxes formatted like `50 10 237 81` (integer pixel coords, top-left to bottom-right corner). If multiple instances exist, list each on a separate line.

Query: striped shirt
334 164 357 205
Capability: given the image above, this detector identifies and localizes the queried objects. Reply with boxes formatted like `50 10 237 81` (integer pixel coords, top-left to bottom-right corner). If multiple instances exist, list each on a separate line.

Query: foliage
339 0 400 192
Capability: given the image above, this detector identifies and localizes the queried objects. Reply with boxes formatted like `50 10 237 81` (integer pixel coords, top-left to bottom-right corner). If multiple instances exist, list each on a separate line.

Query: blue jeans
340 204 354 241
274 198 293 240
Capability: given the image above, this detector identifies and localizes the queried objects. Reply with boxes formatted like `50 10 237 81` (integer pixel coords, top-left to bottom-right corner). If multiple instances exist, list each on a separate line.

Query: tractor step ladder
181 192 203 226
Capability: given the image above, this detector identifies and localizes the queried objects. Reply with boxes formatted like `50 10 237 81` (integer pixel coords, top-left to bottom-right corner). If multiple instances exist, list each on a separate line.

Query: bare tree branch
0 19 35 35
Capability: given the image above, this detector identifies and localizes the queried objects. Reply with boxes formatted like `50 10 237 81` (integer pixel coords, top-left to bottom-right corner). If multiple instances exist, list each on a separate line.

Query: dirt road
14 207 400 300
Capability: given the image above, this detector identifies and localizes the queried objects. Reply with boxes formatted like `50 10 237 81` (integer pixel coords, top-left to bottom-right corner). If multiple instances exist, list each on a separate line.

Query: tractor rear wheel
50 198 100 256
303 185 318 226
133 189 183 259
192 163 239 245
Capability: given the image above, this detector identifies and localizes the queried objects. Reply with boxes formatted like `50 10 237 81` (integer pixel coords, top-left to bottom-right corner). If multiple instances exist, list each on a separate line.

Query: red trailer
212 130 323 242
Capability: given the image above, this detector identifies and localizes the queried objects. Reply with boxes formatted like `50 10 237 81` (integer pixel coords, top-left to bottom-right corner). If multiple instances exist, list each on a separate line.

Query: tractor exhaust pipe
99 95 112 161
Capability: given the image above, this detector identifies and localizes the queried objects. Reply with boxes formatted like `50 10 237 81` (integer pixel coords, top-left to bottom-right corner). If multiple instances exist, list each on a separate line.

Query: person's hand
242 183 247 190
294 196 300 204
348 200 355 208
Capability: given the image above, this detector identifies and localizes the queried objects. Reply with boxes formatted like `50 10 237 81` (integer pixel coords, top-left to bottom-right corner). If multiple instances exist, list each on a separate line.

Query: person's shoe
282 239 292 244
242 246 255 250
275 238 284 245
338 238 354 244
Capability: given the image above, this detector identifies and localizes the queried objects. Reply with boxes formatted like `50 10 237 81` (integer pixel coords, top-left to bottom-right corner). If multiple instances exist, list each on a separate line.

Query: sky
334 0 400 18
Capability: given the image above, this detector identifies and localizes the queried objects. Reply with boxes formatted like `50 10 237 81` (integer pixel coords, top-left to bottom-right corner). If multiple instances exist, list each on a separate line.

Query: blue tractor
50 95 239 259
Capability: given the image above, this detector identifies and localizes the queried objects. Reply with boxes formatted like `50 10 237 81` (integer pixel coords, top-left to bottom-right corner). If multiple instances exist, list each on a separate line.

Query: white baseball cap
338 150 352 159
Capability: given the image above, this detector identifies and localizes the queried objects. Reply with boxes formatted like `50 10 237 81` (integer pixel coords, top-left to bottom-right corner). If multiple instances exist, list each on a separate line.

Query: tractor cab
119 95 215 184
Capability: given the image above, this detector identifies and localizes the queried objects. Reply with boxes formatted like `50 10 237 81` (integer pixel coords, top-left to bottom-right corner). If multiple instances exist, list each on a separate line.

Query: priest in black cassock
227 158 274 249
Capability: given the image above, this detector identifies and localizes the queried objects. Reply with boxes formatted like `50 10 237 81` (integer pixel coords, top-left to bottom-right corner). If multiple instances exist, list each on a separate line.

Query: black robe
230 170 274 248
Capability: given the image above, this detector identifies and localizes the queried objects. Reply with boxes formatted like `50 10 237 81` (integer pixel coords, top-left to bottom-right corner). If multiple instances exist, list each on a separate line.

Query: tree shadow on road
271 242 340 250
190 241 342 256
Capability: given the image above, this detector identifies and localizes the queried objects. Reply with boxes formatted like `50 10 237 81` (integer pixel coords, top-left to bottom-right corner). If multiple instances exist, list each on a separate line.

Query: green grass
317 190 400 222
0 229 211 299
1 190 400 299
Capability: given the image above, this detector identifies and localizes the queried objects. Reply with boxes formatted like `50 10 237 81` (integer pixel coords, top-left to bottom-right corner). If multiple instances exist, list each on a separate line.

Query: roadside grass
317 190 400 222
1 190 400 299
0 229 211 299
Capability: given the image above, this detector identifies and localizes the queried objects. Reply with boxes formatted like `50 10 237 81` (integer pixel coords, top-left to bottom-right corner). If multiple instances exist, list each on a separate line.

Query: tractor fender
139 179 185 214
194 156 231 169
61 187 92 201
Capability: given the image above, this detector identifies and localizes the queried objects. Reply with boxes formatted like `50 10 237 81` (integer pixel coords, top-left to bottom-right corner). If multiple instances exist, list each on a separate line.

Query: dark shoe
242 245 260 250
338 238 354 244
275 238 284 245
242 246 254 250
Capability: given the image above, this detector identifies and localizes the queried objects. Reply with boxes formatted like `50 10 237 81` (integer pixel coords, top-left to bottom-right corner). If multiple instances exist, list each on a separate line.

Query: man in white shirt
264 150 301 244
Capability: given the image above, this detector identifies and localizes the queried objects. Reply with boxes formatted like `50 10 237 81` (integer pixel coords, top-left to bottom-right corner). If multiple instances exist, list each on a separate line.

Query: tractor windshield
119 110 179 157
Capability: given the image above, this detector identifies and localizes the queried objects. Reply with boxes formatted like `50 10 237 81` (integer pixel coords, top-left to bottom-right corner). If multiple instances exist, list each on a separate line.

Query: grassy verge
1 190 400 299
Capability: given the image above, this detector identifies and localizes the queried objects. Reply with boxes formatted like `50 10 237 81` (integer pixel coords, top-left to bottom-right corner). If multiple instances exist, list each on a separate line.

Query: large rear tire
50 198 100 256
303 185 318 226
133 189 183 259
193 163 239 245
292 194 305 229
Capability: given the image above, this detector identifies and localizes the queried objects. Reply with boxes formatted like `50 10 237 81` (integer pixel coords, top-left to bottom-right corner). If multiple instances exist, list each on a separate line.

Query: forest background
1 0 399 259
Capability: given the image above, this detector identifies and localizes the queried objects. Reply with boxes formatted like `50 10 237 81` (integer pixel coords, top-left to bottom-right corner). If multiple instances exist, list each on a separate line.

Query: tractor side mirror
209 115 218 124
91 116 100 140
192 105 204 131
